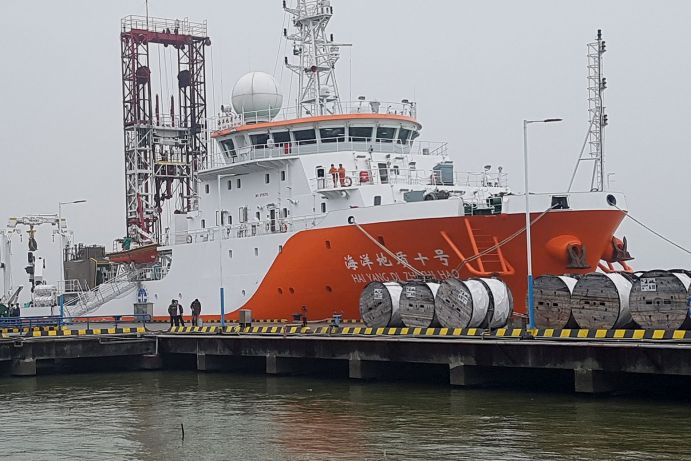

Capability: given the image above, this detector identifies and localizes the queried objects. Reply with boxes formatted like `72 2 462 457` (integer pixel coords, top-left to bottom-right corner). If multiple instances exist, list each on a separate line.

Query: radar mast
568 29 608 192
283 0 349 117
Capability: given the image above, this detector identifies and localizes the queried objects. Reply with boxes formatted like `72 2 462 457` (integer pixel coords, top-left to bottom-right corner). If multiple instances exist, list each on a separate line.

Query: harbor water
1 372 690 460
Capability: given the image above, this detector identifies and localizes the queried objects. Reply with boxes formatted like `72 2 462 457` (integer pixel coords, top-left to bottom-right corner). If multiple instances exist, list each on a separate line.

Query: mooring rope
617 206 691 256
351 203 557 278
452 204 557 273
352 222 427 277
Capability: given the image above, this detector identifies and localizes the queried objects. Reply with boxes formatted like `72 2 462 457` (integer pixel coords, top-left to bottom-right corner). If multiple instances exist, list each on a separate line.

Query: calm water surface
1 371 690 460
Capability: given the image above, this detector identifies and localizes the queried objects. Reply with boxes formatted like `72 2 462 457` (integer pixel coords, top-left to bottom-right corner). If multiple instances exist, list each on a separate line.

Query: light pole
57 200 86 321
216 174 235 327
523 119 562 329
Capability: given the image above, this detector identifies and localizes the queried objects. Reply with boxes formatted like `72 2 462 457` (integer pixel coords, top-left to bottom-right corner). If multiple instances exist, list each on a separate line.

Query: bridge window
411 130 420 142
320 127 345 143
349 126 373 142
376 127 396 143
272 130 291 146
293 129 317 145
397 128 412 144
220 138 236 155
250 133 270 149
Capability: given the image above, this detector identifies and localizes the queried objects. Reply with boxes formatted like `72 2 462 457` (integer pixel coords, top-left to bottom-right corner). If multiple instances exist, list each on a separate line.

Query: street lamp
216 174 236 327
57 199 86 321
523 119 562 329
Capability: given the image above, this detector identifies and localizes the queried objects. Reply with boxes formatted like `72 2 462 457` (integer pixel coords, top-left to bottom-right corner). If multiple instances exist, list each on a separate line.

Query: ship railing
57 279 88 294
183 214 326 244
202 138 447 170
121 15 208 37
62 267 150 317
312 168 509 191
213 99 417 131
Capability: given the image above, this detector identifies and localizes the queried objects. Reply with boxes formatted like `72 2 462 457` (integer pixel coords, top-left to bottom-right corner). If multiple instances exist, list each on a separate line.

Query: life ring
186 234 192 244
343 176 353 187
280 222 288 233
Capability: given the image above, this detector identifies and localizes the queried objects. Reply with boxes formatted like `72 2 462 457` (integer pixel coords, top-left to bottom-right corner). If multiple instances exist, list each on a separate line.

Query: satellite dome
231 72 283 122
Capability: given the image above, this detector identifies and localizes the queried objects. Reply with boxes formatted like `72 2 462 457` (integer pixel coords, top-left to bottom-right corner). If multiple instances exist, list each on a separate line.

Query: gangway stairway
63 266 146 317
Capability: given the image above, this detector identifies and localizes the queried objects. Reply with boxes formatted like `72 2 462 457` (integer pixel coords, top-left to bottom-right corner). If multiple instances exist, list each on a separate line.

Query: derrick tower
120 16 210 244
284 0 349 117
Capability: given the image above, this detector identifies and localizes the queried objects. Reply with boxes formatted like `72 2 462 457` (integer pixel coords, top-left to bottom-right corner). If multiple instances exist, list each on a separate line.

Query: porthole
606 194 617 206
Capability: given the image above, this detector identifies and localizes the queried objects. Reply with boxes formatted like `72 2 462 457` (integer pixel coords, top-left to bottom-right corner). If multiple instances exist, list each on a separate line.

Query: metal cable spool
630 270 691 330
479 278 514 328
571 272 633 329
533 275 578 329
434 278 489 328
399 281 439 328
359 281 403 328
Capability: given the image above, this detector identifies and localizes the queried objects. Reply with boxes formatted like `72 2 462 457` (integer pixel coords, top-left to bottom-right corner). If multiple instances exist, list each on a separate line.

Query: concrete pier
348 356 384 380
12 358 37 377
449 363 489 387
4 327 691 394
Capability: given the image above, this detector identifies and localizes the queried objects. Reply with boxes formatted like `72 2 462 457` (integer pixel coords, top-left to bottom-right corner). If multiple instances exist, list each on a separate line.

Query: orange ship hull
228 209 626 321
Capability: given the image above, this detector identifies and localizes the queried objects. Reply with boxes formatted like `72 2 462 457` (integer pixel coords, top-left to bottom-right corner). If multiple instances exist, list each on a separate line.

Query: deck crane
0 214 66 308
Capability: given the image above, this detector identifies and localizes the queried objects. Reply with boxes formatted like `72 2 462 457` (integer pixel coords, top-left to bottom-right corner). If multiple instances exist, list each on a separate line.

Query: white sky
1 0 690 292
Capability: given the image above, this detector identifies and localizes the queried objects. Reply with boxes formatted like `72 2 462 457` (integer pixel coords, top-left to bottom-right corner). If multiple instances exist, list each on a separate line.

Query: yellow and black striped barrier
167 325 691 341
28 326 146 337
0 326 61 335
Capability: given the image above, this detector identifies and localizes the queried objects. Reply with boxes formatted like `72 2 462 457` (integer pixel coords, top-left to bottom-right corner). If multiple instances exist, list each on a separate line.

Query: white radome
231 72 283 121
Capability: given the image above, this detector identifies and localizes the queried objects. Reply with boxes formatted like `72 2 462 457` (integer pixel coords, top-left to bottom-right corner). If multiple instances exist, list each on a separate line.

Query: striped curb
28 327 147 337
167 326 691 340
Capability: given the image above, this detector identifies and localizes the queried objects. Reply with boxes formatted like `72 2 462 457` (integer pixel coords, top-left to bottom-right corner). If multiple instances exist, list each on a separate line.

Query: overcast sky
1 0 690 290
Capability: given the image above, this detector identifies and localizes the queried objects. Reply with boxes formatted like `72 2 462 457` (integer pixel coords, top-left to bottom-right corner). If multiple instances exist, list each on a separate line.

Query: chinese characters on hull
344 250 459 284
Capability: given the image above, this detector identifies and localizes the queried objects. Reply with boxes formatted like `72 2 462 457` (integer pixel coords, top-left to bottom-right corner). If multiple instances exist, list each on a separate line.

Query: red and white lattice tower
120 16 210 244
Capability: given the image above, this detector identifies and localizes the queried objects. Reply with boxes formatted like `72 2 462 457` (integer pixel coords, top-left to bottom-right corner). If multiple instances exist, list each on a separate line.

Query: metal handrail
312 168 509 190
184 214 326 244
203 138 448 170
215 99 417 130
121 15 207 36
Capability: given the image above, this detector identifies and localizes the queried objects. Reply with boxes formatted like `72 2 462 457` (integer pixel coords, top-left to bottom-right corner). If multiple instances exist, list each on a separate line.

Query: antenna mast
568 29 608 192
283 0 349 117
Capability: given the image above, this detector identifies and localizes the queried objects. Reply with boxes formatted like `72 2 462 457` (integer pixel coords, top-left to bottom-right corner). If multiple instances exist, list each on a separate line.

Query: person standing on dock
178 301 186 327
168 300 178 328
191 298 201 326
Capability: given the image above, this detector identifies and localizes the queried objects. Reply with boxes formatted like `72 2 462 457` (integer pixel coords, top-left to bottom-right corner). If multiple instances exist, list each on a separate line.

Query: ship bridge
204 100 425 172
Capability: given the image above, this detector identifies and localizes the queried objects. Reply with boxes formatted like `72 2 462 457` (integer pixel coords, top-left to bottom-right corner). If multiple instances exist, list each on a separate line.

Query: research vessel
2 2 631 321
